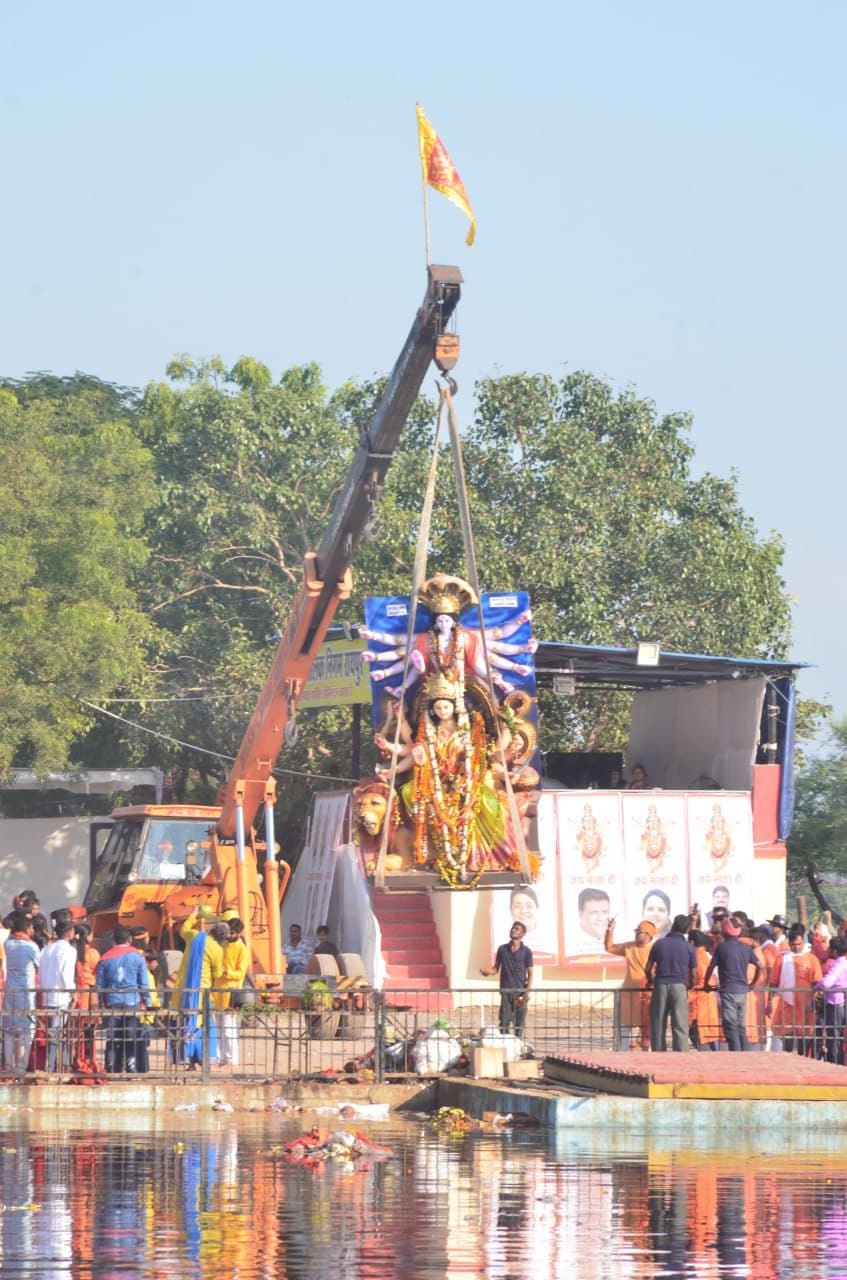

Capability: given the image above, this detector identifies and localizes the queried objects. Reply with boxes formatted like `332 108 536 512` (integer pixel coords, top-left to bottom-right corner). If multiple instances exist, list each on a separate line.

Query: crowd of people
0 889 252 1077
605 903 847 1060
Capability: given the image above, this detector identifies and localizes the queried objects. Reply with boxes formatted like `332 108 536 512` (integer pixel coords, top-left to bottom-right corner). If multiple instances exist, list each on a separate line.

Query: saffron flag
416 104 476 247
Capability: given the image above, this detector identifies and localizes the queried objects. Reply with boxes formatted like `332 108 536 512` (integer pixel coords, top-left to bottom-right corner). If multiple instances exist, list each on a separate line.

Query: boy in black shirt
481 922 533 1035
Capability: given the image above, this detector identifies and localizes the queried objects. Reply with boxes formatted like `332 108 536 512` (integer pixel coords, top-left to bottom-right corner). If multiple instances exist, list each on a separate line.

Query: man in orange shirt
767 924 822 1055
767 913 790 953
604 917 656 1050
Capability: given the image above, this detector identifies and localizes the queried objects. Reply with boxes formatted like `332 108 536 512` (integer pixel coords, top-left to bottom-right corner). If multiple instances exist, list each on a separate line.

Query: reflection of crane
83 265 463 973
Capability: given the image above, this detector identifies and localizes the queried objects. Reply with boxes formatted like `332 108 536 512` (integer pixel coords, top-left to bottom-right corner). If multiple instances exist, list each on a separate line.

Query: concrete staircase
371 889 452 1011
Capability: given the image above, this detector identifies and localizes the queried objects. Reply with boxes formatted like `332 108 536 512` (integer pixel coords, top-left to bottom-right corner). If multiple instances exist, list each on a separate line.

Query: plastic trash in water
173 1102 199 1112
337 1102 390 1120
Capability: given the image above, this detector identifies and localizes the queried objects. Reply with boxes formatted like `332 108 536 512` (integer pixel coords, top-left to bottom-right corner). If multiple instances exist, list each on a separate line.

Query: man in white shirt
39 920 78 1072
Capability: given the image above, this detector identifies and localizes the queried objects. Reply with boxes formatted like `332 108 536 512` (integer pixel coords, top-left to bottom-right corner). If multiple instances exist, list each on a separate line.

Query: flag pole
422 179 431 267
417 104 431 266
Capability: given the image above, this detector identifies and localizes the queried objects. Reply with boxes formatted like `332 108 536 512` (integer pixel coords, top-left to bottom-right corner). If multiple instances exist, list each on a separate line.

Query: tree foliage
788 716 847 877
357 370 792 749
125 359 369 806
0 375 154 772
0 361 796 845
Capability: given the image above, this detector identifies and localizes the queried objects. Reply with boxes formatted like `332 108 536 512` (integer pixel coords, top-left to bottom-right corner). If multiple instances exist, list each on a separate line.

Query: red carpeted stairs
371 889 452 1012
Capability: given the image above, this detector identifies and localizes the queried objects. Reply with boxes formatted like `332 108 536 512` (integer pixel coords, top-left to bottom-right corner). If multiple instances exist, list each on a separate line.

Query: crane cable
373 388 446 889
442 383 533 885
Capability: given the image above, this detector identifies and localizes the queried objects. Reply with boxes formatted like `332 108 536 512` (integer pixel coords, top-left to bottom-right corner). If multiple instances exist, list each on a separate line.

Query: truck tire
338 953 368 1037
338 953 366 978
305 953 341 1040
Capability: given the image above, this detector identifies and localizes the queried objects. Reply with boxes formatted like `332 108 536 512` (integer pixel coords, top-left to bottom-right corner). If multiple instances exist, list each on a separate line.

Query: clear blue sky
2 2 843 730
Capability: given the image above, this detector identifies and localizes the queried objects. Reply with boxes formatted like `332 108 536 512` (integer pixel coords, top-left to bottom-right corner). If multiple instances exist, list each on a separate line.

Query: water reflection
1 1116 847 1278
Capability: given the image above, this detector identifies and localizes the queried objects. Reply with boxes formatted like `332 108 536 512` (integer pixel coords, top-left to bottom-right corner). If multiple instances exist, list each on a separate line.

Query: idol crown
426 674 458 702
418 572 477 617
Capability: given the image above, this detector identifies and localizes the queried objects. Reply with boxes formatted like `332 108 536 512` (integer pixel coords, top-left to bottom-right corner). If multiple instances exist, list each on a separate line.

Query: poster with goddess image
686 793 754 922
621 793 688 937
557 793 625 959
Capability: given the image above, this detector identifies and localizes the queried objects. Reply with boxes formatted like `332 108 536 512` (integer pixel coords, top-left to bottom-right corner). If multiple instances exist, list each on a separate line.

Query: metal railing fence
0 984 618 1083
1 984 845 1082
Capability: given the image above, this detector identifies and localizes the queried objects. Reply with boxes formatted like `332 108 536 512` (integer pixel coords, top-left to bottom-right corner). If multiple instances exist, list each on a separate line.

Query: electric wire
78 699 358 786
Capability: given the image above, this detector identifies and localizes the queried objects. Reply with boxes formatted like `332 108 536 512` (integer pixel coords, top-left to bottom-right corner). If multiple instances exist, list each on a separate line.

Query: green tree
788 717 847 877
357 370 792 750
0 375 155 772
36 359 793 848
128 358 370 815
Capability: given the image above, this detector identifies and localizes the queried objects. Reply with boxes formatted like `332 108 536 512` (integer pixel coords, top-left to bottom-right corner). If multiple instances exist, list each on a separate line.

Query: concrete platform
435 1073 847 1132
543 1049 847 1100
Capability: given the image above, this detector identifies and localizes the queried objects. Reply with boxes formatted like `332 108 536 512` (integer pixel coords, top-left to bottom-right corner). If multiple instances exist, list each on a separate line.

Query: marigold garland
410 708 489 886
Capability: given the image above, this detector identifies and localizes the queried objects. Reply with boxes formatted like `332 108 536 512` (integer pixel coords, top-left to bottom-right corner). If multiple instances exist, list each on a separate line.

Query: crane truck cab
83 804 289 974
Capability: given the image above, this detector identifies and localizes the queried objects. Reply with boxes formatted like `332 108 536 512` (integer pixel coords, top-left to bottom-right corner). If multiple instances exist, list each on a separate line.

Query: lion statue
352 777 413 873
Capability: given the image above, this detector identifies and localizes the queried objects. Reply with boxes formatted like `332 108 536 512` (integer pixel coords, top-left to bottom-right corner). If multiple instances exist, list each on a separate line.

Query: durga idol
400 673 505 886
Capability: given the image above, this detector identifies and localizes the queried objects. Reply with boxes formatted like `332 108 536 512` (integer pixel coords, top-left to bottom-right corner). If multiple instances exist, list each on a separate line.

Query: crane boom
216 264 462 838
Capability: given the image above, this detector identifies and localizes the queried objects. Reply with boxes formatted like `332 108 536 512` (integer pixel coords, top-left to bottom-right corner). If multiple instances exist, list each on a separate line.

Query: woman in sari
170 911 227 1068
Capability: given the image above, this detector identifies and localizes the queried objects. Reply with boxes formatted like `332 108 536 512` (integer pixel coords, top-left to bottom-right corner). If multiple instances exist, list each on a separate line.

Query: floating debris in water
430 1107 474 1135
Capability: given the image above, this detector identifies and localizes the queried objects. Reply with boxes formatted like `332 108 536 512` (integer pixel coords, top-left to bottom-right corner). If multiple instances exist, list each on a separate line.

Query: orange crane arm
216 264 462 839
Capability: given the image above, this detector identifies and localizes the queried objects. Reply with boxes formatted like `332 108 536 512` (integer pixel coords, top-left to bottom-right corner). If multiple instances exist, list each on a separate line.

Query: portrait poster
621 793 688 938
686 793 754 924
489 798 560 964
556 792 624 959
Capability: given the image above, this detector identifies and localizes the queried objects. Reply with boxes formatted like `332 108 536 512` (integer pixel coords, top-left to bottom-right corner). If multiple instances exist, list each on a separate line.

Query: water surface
0 1112 844 1278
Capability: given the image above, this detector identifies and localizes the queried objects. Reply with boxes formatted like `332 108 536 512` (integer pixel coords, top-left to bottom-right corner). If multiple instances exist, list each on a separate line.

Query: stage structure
283 628 804 992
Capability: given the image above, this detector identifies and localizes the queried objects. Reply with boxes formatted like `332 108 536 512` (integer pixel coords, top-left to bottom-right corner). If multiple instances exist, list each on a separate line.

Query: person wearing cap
645 915 697 1052
703 916 764 1051
757 921 777 969
604 917 656 1050
767 914 789 952
707 907 729 953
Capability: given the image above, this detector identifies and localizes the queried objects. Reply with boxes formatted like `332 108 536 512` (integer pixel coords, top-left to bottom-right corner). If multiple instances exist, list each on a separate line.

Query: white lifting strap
373 390 445 890
443 383 533 885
